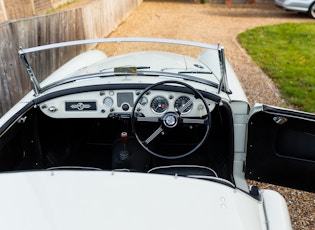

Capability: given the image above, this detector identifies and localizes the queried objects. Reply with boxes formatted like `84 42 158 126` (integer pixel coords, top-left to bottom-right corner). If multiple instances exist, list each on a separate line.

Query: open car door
245 104 315 193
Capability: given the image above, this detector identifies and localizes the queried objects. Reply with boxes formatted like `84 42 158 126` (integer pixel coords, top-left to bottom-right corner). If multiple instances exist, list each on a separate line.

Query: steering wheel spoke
181 117 208 125
144 126 164 145
136 116 160 122
177 98 194 115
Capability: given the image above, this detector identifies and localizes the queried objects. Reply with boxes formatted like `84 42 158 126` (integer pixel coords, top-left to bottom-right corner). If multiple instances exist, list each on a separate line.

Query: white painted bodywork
0 38 295 230
0 171 290 230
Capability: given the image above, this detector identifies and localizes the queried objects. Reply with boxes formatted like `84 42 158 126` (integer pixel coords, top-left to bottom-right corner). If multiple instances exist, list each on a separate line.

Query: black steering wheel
131 80 211 159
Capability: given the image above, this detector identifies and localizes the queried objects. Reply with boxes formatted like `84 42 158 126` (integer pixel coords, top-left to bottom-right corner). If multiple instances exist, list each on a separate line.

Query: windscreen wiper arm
178 71 213 74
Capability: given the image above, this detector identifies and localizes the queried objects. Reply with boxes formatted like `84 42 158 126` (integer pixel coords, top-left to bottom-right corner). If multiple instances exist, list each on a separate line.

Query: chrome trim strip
18 37 220 55
17 37 228 95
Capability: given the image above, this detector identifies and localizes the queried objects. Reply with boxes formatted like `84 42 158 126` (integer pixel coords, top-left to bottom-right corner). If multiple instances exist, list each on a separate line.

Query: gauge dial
138 96 148 106
174 96 193 114
103 97 113 107
151 96 169 114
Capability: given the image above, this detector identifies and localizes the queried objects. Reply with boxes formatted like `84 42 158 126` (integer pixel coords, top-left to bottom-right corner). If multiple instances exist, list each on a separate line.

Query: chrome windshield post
19 47 41 96
217 44 229 94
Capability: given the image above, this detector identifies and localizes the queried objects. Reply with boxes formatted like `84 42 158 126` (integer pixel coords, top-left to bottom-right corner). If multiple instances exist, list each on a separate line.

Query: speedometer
151 96 169 114
174 96 193 114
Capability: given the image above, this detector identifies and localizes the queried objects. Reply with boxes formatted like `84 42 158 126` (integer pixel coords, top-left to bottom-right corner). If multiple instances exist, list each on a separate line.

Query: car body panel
0 170 278 230
1 37 314 229
262 190 292 230
246 104 315 192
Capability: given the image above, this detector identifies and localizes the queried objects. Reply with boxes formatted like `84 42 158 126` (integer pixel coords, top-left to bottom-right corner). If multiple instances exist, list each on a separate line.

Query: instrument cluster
40 89 215 119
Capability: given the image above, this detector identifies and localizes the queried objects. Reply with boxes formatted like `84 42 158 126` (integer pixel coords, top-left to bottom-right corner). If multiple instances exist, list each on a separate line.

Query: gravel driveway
105 1 314 229
107 1 311 106
66 0 315 229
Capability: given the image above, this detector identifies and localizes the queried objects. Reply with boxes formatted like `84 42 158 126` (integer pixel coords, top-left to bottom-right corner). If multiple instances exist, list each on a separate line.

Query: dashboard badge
65 102 97 111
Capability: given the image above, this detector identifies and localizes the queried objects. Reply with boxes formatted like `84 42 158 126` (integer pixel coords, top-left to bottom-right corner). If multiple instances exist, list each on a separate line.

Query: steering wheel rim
131 80 211 159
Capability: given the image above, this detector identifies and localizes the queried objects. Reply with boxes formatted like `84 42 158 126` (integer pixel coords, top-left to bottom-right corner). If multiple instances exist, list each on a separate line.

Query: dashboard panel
40 89 216 118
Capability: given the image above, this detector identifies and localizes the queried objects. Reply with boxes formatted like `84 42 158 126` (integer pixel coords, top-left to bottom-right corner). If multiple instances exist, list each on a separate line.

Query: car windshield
18 38 229 94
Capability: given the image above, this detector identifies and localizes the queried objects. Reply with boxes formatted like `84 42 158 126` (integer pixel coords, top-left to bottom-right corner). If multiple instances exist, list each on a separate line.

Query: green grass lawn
237 23 315 113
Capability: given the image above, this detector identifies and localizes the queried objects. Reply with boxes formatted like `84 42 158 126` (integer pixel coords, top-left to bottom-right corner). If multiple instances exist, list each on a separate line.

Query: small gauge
174 96 193 114
138 96 148 106
103 97 113 107
151 96 169 114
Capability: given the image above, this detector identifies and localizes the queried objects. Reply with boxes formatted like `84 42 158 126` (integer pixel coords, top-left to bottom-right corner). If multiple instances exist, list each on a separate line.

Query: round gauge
138 96 148 106
174 96 193 114
103 97 113 107
151 96 169 114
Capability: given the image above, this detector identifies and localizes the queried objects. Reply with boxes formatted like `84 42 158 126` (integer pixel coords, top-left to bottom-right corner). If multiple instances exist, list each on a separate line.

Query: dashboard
40 89 216 119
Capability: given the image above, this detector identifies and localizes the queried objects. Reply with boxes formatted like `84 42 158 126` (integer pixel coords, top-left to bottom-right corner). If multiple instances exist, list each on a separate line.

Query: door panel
245 105 315 192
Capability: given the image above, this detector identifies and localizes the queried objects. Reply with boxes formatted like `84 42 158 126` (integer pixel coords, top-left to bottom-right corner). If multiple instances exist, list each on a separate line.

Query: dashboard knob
48 106 58 112
122 104 129 111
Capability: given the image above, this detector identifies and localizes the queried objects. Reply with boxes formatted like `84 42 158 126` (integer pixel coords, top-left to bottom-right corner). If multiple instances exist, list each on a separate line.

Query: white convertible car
0 38 314 230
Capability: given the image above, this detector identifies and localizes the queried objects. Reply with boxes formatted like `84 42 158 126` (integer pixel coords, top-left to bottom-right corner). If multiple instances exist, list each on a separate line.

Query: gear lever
119 132 129 160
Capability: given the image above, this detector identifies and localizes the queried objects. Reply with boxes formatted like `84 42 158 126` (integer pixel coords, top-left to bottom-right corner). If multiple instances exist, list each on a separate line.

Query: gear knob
121 132 128 143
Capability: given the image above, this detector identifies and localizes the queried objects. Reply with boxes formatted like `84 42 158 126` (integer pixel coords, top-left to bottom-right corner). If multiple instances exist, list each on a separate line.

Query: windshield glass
18 38 227 93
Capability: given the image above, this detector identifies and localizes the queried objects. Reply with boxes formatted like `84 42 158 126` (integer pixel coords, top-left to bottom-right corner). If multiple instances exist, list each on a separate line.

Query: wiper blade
40 70 220 93
41 72 115 92
138 71 219 89
136 66 150 70
178 71 213 74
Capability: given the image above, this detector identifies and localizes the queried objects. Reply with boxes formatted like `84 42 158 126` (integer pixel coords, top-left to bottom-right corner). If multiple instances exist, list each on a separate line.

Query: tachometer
151 96 169 114
174 96 193 114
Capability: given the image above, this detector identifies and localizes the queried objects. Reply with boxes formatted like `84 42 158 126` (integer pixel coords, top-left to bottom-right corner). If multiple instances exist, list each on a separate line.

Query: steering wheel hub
163 113 179 128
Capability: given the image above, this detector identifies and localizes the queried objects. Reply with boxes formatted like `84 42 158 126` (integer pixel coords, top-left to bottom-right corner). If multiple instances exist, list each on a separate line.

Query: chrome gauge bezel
103 97 114 107
138 96 148 107
174 96 193 114
150 96 169 114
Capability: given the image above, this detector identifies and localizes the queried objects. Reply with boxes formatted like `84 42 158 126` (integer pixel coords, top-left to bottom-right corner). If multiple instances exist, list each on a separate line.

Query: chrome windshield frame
18 37 230 95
